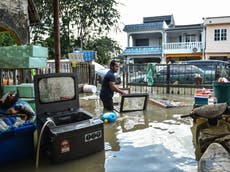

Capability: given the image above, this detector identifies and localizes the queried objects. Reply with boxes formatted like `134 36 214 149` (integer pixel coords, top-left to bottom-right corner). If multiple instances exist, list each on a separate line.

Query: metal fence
0 61 96 87
2 60 229 96
45 61 95 85
123 63 230 95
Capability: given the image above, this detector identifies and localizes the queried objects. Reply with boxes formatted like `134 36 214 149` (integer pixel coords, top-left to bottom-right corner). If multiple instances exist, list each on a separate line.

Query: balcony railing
122 46 162 56
163 42 203 53
121 42 203 56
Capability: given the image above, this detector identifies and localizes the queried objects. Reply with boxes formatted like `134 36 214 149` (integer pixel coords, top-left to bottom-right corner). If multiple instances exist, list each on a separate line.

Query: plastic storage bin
0 124 36 165
83 51 95 62
2 83 34 98
213 82 230 105
1 85 17 95
0 45 48 68
17 83 34 98
194 96 208 105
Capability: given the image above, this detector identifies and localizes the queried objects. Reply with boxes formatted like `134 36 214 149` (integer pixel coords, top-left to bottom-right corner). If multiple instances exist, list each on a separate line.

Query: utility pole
53 0 61 73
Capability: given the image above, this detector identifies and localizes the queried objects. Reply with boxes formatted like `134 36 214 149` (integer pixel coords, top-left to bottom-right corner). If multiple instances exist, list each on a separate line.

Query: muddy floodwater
1 93 198 172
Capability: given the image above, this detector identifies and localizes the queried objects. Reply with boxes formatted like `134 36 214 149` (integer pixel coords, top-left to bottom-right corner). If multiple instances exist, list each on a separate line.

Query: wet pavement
1 92 198 172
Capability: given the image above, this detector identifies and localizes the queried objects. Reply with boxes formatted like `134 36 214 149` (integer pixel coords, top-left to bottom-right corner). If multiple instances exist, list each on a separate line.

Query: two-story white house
122 15 172 64
163 23 204 62
121 15 230 63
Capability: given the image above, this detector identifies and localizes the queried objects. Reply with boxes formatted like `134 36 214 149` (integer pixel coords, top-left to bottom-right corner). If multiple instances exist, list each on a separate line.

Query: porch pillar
162 31 167 63
127 34 130 47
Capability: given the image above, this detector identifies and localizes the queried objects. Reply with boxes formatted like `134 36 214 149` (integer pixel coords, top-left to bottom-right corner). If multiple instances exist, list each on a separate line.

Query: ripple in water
105 121 197 172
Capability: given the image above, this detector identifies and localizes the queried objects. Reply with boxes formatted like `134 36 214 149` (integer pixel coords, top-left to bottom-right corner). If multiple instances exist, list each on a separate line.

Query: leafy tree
31 0 121 59
85 36 122 65
0 33 17 46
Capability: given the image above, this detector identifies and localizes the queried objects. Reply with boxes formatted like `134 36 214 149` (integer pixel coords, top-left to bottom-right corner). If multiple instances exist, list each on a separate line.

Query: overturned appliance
114 93 149 113
34 73 104 163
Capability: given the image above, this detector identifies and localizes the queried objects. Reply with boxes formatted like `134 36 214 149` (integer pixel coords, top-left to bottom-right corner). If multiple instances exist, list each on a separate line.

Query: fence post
0 69 2 96
166 64 170 94
89 63 96 85
123 66 126 88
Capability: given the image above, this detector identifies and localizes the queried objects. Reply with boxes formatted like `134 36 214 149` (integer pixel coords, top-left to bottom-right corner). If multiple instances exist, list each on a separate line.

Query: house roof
143 15 174 25
166 24 203 31
123 22 164 32
204 16 230 25
123 15 177 33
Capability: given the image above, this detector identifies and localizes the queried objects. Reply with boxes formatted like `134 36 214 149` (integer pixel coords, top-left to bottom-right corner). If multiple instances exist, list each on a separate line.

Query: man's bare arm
109 81 126 95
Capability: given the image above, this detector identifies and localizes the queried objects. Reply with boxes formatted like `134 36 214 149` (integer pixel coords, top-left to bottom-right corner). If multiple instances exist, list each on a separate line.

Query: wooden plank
148 98 168 108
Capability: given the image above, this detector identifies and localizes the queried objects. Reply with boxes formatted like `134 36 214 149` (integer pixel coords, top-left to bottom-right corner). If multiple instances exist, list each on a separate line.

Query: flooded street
102 94 197 172
1 93 197 172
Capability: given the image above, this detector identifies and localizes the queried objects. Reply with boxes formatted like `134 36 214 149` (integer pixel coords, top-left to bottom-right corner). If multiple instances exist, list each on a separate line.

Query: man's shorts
100 96 113 111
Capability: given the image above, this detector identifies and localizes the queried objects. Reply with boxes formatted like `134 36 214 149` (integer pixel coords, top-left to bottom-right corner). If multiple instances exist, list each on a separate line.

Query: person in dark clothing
100 60 126 111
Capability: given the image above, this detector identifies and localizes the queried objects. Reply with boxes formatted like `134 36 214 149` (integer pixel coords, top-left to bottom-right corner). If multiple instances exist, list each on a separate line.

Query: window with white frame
185 35 196 42
214 29 227 41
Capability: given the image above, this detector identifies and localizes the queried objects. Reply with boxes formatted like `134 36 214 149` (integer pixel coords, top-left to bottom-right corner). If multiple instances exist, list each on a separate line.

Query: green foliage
0 33 17 46
31 0 121 59
85 36 122 65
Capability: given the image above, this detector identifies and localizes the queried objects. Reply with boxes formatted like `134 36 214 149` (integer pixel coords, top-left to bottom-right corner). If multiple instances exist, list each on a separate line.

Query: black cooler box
34 73 104 163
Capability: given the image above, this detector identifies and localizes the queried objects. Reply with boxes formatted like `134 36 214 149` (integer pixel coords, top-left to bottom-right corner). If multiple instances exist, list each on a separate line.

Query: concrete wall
0 0 29 44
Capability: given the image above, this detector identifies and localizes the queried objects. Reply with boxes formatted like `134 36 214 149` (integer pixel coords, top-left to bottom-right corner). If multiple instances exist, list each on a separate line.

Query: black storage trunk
34 73 104 163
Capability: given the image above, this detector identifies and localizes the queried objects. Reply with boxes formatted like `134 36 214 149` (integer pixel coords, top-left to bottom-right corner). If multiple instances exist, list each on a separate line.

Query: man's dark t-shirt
100 70 115 110
100 70 115 99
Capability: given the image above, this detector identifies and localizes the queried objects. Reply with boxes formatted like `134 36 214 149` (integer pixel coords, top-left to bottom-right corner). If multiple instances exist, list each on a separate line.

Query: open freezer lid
34 73 79 117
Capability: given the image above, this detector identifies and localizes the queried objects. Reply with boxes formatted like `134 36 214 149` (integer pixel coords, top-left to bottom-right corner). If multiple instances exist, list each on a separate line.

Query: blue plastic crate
0 124 36 165
194 96 208 105
83 51 95 62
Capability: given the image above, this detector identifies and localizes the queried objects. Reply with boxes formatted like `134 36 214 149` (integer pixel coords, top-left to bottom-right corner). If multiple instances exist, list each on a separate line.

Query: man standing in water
100 60 126 111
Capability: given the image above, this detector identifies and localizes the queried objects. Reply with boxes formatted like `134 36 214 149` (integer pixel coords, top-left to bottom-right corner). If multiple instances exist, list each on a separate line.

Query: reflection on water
105 122 197 172
90 93 197 172
1 93 198 172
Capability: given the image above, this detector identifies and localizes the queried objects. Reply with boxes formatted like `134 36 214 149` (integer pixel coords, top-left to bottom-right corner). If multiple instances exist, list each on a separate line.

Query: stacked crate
0 45 47 165
194 89 215 106
0 45 48 68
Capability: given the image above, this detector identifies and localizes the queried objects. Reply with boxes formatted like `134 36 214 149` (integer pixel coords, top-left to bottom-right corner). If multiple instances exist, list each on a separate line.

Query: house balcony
163 42 203 54
121 46 162 57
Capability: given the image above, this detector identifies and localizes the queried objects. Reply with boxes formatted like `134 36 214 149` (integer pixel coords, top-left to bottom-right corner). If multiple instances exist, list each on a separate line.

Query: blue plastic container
0 124 36 165
194 96 208 105
83 51 95 62
101 112 117 123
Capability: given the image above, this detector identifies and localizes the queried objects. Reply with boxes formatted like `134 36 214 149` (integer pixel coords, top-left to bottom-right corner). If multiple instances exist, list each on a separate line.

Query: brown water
1 93 197 172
